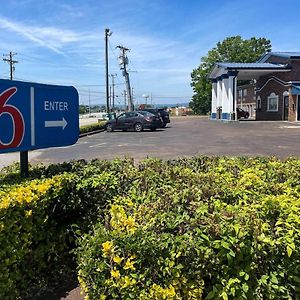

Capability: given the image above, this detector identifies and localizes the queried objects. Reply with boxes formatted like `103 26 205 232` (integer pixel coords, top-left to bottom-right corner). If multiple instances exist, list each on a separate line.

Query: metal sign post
20 151 28 177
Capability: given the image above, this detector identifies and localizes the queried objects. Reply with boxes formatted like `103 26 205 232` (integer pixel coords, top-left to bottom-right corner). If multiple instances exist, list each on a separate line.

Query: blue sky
1 0 300 106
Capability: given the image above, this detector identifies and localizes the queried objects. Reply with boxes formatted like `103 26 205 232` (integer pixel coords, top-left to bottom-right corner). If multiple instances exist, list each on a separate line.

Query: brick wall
256 80 288 121
255 56 300 121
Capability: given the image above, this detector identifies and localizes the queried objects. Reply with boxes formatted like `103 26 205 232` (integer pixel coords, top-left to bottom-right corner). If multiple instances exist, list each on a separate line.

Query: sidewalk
60 287 84 300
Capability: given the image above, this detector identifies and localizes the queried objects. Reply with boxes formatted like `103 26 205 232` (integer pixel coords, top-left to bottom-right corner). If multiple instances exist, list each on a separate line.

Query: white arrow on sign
44 117 68 130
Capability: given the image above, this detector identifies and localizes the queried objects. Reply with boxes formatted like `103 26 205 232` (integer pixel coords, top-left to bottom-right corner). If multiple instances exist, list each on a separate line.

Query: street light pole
105 28 112 113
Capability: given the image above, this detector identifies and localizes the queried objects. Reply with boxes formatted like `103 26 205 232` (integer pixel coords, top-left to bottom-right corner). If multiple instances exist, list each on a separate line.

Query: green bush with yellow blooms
0 157 299 299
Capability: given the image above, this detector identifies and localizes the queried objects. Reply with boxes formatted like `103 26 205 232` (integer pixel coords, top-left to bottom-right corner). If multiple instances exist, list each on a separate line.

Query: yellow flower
102 241 113 254
112 255 123 264
25 210 32 217
37 184 49 193
123 258 136 270
166 285 176 297
111 269 121 279
121 276 136 289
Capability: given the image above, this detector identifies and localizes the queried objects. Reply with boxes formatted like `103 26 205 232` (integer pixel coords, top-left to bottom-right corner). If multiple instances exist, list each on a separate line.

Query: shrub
79 121 106 134
76 157 300 299
1 157 299 299
0 158 136 299
0 174 74 299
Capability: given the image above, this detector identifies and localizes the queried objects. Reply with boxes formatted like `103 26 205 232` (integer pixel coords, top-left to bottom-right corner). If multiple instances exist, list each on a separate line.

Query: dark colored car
141 108 170 127
106 111 161 132
237 108 249 119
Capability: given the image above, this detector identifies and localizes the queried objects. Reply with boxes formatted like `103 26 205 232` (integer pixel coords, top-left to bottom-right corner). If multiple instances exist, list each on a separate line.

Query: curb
79 128 105 138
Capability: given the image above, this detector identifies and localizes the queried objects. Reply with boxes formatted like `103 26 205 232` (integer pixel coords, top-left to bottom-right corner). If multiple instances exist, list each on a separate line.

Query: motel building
209 52 300 122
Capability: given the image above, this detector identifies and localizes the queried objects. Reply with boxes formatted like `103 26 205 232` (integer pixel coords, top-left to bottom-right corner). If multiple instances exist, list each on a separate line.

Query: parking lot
1 116 300 168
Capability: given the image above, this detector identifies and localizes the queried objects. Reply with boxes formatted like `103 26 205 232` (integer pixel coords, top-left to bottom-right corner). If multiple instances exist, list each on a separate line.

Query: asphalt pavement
1 116 300 169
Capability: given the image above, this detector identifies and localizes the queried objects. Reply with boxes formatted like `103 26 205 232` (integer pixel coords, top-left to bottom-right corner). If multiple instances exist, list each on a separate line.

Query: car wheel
106 123 113 132
134 122 143 132
150 127 156 131
161 122 167 128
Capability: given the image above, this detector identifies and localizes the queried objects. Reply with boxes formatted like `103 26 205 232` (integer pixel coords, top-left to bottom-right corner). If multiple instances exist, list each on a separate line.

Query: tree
190 36 271 114
79 104 88 115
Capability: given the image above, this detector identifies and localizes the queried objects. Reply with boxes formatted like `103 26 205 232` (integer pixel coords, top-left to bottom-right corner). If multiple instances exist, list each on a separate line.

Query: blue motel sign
0 79 79 153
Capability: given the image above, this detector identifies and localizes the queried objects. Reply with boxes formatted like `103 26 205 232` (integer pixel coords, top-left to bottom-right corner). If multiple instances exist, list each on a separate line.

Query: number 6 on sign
0 87 25 149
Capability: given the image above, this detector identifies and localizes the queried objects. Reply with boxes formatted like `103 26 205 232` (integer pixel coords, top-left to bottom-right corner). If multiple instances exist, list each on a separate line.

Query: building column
228 71 238 120
216 77 222 119
228 75 234 118
211 79 217 119
221 75 229 120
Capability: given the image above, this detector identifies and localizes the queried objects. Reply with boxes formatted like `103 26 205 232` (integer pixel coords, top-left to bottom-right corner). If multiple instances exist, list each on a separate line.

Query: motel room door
283 96 289 120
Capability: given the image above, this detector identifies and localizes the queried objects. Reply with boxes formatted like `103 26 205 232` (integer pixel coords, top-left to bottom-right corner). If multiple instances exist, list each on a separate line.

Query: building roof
291 82 300 95
258 52 300 62
209 62 290 80
216 62 288 69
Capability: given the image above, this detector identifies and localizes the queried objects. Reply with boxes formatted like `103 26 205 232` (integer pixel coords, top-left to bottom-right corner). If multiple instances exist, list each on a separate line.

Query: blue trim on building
292 85 300 95
228 70 239 77
221 74 229 79
211 112 217 119
221 113 229 120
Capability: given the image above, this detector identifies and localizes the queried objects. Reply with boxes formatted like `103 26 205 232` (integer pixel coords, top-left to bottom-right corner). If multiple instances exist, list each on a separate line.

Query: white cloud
0 17 91 55
0 14 195 99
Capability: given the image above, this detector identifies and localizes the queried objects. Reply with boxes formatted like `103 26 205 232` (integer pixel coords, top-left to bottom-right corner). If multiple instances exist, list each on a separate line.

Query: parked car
237 108 249 119
105 111 161 132
141 108 170 127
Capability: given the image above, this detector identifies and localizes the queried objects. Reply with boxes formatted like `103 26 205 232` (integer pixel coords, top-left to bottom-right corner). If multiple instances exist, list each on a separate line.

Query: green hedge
75 157 300 299
0 159 133 299
79 121 106 134
0 157 299 299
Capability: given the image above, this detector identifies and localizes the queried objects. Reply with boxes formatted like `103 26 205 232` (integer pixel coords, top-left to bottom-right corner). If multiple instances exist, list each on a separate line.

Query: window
126 112 137 118
257 96 261 110
243 89 247 96
267 93 278 112
118 113 126 119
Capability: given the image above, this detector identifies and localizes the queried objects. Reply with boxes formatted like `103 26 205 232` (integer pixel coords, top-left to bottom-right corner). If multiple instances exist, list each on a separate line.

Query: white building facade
209 62 290 121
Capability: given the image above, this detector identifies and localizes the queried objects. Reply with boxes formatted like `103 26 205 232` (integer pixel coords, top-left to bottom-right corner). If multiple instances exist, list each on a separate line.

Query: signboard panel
0 79 79 153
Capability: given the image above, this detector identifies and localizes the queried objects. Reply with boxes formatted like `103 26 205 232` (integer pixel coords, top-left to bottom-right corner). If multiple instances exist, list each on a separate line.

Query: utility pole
3 52 28 177
116 45 133 111
123 90 127 110
3 51 18 80
105 28 112 113
110 74 117 111
88 88 91 116
131 87 134 108
109 85 112 109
